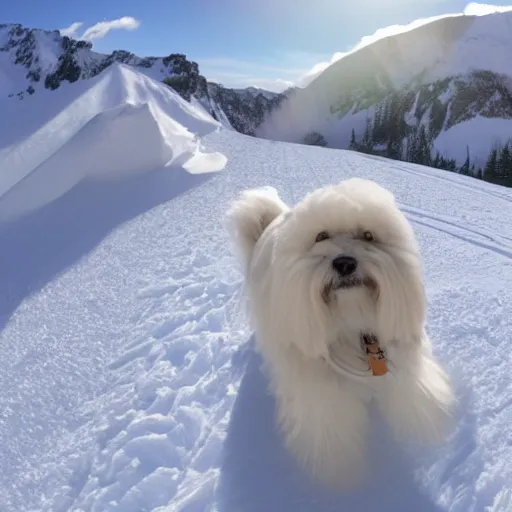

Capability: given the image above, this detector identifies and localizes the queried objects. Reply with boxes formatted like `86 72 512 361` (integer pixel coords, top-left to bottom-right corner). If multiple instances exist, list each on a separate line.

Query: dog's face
237 179 426 361
277 180 418 301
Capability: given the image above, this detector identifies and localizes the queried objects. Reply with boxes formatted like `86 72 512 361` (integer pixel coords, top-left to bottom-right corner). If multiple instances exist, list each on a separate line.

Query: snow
452 10 512 78
434 116 512 167
0 63 226 222
325 9 512 88
0 26 56 96
1 62 512 512
31 29 62 73
0 53 29 97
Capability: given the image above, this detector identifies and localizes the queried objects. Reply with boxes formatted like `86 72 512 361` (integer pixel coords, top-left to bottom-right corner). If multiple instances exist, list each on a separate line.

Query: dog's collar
322 332 388 380
361 333 388 376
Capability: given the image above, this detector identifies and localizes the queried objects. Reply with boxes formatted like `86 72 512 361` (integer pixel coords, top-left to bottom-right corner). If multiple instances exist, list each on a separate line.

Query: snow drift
0 63 227 222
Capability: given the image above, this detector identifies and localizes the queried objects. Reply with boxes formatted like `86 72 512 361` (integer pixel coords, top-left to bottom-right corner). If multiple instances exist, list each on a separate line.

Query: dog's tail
227 186 288 273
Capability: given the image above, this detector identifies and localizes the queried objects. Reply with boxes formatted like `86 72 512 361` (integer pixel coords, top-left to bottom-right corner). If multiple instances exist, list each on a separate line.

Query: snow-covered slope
258 10 512 175
1 69 512 511
0 63 226 222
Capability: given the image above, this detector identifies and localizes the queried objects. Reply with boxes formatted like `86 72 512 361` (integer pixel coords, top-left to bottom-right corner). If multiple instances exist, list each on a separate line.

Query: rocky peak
1 22 286 135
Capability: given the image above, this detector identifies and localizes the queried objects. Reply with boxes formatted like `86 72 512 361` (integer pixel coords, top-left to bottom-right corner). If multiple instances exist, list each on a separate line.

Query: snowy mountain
0 23 287 136
1 46 512 511
233 86 281 101
258 10 512 186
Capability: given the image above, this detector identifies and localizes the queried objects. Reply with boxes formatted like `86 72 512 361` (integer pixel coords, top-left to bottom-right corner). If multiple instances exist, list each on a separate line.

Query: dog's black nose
332 255 358 276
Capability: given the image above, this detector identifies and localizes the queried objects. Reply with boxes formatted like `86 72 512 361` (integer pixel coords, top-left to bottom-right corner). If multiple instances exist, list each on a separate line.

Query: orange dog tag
362 334 388 376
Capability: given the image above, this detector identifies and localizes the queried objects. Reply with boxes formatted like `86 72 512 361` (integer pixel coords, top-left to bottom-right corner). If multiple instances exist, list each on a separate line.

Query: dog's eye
315 231 330 243
362 230 374 241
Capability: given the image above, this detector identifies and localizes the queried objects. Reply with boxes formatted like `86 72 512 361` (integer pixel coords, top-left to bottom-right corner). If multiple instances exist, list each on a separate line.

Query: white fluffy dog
227 178 455 488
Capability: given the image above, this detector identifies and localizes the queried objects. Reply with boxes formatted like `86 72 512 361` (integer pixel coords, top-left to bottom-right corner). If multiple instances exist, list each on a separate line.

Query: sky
2 1 512 92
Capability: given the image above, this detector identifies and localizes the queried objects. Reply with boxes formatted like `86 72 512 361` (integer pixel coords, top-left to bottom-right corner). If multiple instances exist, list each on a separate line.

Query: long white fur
227 178 455 488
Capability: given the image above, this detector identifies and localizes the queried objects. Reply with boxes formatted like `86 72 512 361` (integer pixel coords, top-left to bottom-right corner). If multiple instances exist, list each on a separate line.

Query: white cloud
464 2 512 15
59 17 140 42
299 3 512 87
82 17 141 41
59 22 84 39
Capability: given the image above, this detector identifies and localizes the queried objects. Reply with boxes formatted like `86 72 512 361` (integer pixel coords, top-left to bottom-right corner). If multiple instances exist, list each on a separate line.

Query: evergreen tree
417 125 431 166
385 94 407 161
361 117 373 153
498 143 511 180
349 128 357 150
484 146 498 182
447 159 457 172
459 145 471 175
432 152 441 169
372 104 386 144
439 156 458 172
406 126 418 163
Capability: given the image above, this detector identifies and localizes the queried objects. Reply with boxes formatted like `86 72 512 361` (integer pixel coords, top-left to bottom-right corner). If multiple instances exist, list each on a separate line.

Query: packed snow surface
0 67 512 511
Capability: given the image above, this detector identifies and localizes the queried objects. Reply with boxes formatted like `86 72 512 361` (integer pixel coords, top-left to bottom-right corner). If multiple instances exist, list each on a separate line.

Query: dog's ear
227 186 288 272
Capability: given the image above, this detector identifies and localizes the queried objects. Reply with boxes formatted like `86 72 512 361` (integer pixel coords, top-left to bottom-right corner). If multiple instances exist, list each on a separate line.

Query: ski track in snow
402 207 512 260
0 130 511 511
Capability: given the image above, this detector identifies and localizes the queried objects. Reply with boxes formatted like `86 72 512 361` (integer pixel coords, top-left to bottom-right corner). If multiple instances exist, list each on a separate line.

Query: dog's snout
332 255 357 277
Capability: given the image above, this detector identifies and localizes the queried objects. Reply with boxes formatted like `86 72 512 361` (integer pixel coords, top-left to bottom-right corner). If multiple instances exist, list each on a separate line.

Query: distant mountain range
2 12 512 188
0 23 292 136
258 11 512 187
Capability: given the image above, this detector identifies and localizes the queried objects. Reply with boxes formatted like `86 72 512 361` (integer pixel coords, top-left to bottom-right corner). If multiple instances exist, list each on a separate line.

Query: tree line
482 141 512 187
347 101 512 188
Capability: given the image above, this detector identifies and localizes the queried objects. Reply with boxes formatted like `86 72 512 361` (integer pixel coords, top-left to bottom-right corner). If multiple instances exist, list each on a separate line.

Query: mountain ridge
3 12 512 187
0 22 288 136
